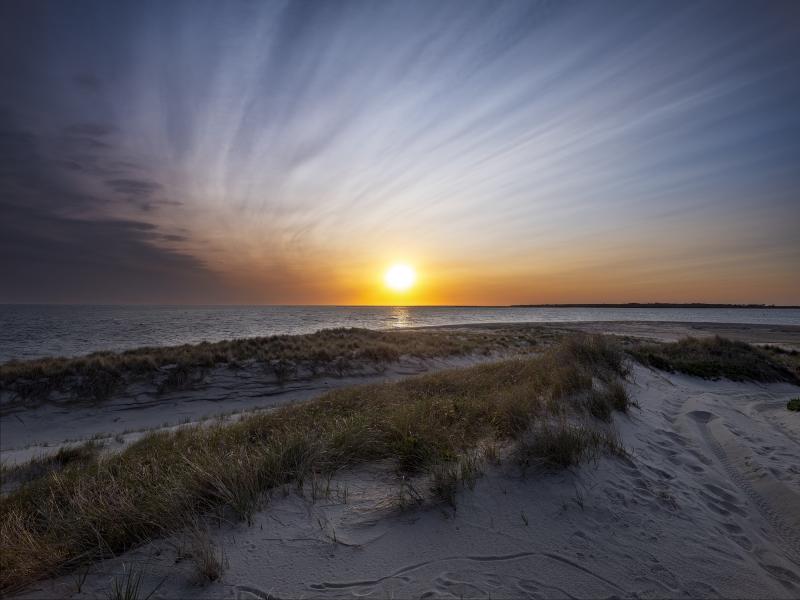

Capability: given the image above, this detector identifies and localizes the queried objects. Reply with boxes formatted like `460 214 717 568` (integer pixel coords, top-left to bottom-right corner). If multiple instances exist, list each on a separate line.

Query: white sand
13 364 800 599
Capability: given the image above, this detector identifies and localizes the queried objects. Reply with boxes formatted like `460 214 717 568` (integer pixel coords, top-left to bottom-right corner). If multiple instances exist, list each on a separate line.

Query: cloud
105 178 164 209
65 122 115 137
1 0 799 304
0 112 229 303
0 204 228 303
73 73 103 92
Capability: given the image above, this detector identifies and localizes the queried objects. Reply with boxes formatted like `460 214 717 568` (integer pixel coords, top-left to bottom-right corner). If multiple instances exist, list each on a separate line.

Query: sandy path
15 364 800 599
0 354 494 464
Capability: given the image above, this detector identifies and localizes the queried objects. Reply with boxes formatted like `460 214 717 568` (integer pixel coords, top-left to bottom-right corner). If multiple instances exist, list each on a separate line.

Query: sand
11 363 800 599
3 322 800 598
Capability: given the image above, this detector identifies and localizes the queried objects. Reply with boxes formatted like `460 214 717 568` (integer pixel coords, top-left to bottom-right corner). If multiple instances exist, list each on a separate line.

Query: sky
1 0 799 305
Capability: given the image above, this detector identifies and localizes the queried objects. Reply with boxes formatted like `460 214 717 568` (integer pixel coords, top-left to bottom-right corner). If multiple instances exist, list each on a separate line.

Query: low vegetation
0 441 102 487
761 345 800 382
630 336 799 383
788 398 800 412
584 380 634 421
0 334 630 593
107 564 160 600
0 326 551 405
515 420 624 471
430 451 483 509
187 526 226 583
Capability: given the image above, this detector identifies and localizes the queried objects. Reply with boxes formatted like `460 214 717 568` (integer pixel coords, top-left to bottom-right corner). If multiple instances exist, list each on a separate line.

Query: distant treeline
511 303 800 309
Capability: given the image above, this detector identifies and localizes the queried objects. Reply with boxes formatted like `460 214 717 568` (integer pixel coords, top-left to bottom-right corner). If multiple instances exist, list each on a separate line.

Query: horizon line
1 302 798 309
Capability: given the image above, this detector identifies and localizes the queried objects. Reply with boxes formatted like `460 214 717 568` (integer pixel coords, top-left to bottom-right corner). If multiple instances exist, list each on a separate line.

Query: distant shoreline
511 303 800 309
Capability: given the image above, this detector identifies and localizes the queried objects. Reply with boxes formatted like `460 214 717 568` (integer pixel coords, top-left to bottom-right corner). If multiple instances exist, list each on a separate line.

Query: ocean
1 304 799 362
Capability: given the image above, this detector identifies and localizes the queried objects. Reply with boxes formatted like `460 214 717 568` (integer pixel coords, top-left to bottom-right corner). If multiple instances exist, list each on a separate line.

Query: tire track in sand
690 410 800 565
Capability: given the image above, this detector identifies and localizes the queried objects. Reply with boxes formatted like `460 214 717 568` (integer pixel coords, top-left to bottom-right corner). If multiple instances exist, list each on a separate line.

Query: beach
1 321 799 598
5 1 800 597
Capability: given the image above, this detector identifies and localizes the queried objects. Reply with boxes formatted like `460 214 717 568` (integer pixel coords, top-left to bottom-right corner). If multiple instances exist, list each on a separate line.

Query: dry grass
0 327 550 405
430 451 483 509
630 336 799 383
760 345 800 381
0 334 629 594
585 380 634 422
187 526 226 584
515 420 624 471
1 441 102 487
107 564 160 600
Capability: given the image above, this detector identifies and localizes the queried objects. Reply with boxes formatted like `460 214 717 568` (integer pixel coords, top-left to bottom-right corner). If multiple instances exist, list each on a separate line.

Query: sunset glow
0 2 798 305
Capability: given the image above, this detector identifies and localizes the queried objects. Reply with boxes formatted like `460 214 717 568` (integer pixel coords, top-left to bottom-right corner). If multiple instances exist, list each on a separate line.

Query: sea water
1 304 798 361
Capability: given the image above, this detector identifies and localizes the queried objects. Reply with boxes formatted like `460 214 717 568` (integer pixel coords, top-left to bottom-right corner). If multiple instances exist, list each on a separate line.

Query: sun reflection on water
389 306 411 328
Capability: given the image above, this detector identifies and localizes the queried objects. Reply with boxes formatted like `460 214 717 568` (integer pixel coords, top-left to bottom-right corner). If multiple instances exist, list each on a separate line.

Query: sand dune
5 321 798 467
0 354 492 467
13 363 800 599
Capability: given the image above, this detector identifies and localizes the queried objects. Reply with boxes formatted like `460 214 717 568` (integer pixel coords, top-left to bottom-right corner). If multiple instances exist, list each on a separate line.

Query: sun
384 263 416 292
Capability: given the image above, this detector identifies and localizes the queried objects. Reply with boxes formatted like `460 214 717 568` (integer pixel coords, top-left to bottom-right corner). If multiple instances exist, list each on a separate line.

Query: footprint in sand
688 410 717 423
704 483 738 503
230 585 280 599
759 563 800 590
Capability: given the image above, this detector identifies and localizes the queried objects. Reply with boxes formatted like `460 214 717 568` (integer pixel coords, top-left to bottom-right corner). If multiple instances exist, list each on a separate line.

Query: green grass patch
788 398 800 412
630 336 799 383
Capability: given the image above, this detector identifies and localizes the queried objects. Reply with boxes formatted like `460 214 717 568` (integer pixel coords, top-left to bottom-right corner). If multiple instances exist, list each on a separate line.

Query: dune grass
0 326 550 404
760 345 800 382
0 441 102 488
107 564 161 600
515 421 623 471
0 334 630 593
630 336 799 383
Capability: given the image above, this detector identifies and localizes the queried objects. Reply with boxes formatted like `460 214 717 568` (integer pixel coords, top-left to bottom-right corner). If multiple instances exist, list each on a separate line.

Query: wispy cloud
1 0 798 303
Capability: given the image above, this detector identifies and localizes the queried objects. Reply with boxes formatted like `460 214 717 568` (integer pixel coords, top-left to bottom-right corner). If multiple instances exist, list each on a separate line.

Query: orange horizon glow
206 252 798 307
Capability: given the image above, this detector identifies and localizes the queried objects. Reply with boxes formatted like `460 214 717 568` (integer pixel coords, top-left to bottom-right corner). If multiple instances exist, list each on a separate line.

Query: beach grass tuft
107 564 160 600
187 526 226 584
515 419 625 471
430 451 483 509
